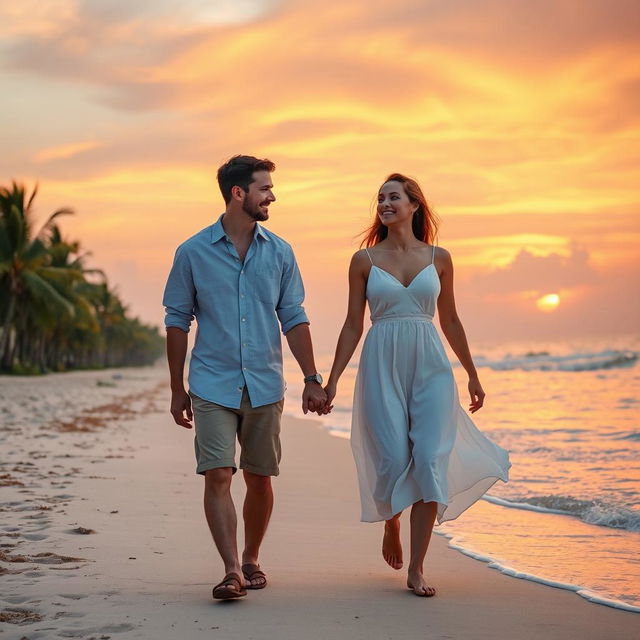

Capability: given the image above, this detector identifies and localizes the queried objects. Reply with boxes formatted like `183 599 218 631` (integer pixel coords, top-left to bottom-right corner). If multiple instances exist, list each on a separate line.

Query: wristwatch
304 373 323 385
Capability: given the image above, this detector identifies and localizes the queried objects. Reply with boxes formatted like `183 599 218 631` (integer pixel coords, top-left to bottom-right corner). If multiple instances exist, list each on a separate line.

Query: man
163 155 327 600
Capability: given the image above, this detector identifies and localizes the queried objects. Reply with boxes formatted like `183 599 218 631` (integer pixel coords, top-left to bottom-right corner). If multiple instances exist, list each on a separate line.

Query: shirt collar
210 214 270 244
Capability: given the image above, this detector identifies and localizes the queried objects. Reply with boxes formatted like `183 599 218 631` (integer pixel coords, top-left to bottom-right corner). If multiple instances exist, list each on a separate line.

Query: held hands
170 388 193 428
322 382 336 414
302 381 330 416
468 376 485 413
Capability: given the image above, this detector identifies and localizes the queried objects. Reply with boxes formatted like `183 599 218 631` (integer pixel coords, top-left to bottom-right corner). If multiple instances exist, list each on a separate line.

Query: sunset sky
2 0 639 352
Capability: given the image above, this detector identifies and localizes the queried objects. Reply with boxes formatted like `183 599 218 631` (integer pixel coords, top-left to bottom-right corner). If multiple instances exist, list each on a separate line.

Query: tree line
0 182 164 374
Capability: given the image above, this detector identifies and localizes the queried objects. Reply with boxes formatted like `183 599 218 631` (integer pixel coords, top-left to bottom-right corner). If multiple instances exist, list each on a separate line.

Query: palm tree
44 225 105 370
0 181 164 373
0 182 75 370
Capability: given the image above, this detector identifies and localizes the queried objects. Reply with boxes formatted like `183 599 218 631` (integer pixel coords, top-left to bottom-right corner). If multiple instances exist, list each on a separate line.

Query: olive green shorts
189 388 284 477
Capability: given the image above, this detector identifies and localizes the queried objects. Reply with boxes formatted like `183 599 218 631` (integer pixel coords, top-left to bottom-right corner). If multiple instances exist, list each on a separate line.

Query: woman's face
377 181 417 227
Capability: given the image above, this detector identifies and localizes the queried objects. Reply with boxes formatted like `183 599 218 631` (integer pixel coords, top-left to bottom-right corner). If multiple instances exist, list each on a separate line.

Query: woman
324 173 510 597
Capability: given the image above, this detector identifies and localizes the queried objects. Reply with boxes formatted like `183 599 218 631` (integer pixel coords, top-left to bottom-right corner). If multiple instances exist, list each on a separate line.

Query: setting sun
536 293 560 312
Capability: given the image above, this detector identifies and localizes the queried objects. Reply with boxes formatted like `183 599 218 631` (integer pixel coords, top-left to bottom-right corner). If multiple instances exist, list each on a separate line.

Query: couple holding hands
163 155 510 601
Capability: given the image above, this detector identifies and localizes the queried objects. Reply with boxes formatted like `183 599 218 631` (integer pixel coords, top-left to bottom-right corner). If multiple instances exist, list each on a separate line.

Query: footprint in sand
53 611 86 619
2 595 32 604
100 622 136 632
23 533 49 541
57 623 135 637
21 513 49 522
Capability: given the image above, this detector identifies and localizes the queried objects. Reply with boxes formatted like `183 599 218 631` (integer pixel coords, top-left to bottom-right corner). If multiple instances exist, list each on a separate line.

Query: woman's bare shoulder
434 245 452 260
351 248 372 264
433 246 453 274
349 248 374 278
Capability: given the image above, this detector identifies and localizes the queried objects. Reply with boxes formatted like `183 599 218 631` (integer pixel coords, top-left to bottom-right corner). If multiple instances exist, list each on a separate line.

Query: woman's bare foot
407 569 436 597
382 516 403 569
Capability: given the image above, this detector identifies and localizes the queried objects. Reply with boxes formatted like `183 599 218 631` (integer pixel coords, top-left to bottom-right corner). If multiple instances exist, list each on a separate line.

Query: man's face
242 170 276 222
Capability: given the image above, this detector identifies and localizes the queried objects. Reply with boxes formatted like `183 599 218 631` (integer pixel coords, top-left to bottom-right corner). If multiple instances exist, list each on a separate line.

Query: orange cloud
1 0 639 347
471 247 597 294
34 140 102 162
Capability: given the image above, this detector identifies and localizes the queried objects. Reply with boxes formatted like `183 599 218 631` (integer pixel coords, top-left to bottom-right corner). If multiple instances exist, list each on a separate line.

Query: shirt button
241 317 246 322
237 386 242 391
241 294 245 298
243 342 247 347
243 367 247 371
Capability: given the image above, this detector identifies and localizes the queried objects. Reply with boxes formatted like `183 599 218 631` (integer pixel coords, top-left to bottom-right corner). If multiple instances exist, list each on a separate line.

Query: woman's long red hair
361 173 440 247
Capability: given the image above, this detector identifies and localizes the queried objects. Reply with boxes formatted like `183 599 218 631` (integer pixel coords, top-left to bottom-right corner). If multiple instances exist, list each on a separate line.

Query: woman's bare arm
325 251 369 404
436 248 485 412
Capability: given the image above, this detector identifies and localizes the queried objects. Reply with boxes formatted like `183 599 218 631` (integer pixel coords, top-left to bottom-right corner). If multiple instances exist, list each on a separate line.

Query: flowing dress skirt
350 317 511 523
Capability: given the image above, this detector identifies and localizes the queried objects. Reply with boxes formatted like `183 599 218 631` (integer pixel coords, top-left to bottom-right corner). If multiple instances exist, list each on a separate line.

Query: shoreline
291 411 640 615
1 374 638 638
437 529 640 614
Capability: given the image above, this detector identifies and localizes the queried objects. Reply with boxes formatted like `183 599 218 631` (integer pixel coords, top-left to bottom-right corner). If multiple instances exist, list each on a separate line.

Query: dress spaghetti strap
432 242 436 265
364 248 374 265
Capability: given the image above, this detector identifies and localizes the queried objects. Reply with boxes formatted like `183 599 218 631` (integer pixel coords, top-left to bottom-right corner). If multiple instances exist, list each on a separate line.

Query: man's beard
242 198 269 222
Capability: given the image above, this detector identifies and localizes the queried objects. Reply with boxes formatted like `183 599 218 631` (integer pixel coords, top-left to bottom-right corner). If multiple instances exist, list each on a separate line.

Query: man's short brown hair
217 155 275 204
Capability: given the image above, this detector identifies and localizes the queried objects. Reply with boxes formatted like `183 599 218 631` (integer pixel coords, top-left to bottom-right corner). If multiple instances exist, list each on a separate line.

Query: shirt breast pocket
252 267 281 306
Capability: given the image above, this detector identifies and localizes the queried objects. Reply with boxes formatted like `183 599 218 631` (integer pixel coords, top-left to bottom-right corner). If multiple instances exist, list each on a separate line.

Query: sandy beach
1 368 637 639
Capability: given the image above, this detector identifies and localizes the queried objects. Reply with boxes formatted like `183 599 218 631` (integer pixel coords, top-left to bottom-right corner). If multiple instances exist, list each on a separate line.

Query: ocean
283 335 640 612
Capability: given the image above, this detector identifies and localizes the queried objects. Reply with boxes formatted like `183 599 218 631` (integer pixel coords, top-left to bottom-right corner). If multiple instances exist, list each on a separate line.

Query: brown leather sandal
242 563 267 590
212 572 247 600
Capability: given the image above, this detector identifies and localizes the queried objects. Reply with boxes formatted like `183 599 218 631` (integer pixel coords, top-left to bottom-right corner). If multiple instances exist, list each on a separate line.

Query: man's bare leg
407 500 437 597
241 470 273 587
382 512 403 569
203 468 243 589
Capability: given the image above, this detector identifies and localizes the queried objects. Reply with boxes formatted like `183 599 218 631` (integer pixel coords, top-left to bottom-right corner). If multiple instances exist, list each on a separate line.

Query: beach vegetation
0 182 164 373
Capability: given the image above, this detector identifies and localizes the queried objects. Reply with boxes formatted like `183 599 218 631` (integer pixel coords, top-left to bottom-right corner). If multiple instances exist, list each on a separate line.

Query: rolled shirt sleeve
163 245 196 332
277 246 310 334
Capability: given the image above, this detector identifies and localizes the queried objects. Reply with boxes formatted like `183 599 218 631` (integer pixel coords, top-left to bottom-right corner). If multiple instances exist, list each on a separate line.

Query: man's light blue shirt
163 215 309 408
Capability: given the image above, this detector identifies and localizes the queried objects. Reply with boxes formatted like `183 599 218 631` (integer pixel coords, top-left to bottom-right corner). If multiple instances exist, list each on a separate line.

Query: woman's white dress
351 247 510 523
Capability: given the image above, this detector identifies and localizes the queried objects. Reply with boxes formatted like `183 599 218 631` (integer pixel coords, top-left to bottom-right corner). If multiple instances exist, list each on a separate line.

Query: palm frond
21 270 75 318
36 207 74 239
25 183 38 211
22 237 49 265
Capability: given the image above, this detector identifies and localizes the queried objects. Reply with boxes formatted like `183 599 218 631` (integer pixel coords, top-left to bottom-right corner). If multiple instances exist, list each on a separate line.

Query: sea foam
483 494 640 532
475 349 638 372
437 528 640 614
